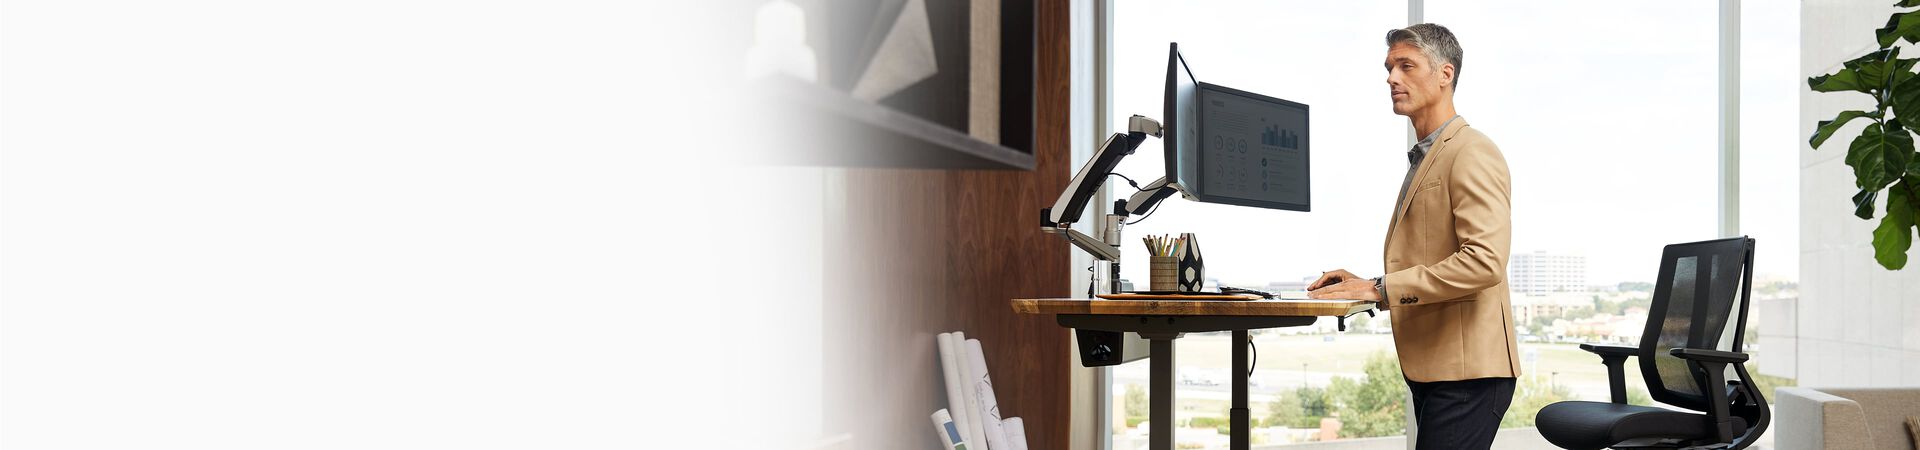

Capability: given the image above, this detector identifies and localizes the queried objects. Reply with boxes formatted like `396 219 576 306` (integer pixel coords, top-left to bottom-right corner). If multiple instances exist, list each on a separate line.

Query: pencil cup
1149 256 1179 291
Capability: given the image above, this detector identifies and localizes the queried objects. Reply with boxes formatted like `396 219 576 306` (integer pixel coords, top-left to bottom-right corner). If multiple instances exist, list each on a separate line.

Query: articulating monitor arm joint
1041 115 1177 294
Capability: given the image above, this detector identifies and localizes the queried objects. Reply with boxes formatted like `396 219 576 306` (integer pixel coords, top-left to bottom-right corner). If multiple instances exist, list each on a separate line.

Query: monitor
1164 43 1200 195
1163 43 1310 212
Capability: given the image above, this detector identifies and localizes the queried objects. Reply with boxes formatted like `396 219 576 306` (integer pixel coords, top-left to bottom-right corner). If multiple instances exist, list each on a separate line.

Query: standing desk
1010 298 1375 450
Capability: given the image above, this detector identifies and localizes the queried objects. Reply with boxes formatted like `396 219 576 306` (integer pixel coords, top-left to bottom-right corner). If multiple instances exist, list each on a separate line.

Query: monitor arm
1040 115 1175 294
1042 115 1163 229
1121 176 1181 216
1047 175 1179 263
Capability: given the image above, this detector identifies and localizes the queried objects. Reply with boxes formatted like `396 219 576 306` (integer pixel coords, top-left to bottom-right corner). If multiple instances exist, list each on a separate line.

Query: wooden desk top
1011 298 1375 317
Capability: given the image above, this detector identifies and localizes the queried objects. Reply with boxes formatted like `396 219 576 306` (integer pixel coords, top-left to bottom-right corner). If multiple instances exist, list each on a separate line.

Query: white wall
1797 0 1920 388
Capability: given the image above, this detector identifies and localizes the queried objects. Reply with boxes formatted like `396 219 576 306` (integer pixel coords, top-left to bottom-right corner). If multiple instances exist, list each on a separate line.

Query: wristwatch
1371 276 1386 301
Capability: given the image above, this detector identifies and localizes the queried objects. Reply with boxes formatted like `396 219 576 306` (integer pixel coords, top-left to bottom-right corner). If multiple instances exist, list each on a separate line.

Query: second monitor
1164 43 1310 212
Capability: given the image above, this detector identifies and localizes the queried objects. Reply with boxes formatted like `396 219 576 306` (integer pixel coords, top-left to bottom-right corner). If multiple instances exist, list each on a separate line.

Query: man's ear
1440 64 1456 89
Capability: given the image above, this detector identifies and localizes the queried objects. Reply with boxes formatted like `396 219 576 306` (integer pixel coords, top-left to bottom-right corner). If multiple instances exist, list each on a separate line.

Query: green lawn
1140 332 1656 406
1122 331 1790 436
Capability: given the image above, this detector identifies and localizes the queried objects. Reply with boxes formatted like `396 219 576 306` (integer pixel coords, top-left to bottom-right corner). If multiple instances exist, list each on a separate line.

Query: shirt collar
1409 114 1461 163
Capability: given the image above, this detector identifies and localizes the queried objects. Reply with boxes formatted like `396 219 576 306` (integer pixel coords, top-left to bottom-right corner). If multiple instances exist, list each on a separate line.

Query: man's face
1384 42 1451 116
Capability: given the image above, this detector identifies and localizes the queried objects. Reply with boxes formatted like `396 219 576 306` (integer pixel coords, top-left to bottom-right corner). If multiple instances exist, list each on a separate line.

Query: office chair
1535 237 1769 450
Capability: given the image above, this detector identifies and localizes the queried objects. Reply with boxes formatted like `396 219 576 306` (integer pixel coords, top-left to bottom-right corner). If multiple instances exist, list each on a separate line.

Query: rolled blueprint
965 339 1012 450
936 333 974 450
1002 417 1027 450
931 409 968 450
954 332 989 449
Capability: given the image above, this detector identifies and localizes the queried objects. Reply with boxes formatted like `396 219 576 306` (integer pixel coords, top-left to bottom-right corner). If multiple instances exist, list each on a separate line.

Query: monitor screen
1195 83 1309 211
1162 42 1309 212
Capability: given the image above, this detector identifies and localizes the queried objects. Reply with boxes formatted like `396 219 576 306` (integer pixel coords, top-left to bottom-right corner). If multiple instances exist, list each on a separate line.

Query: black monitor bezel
1164 43 1198 194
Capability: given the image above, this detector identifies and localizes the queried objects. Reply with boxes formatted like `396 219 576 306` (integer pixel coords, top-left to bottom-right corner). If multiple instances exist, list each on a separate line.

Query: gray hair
1386 23 1463 89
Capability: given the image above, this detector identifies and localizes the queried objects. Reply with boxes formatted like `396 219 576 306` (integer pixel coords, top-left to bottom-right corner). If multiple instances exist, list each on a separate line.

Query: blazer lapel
1385 118 1471 242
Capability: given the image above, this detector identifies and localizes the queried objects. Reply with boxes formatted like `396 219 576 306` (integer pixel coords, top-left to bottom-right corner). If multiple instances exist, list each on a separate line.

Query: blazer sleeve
1381 139 1512 306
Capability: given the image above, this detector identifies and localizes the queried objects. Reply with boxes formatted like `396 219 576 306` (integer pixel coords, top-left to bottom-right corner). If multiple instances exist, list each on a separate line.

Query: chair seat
1536 401 1739 449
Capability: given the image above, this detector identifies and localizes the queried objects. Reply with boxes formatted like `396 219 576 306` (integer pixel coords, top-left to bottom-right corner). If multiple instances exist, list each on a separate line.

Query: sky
1107 0 1801 288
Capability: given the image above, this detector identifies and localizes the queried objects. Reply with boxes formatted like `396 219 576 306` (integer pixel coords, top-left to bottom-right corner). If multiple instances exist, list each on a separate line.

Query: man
1305 23 1519 450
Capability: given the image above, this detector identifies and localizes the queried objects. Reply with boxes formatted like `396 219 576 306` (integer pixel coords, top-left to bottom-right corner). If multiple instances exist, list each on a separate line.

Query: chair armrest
1668 347 1748 442
1579 343 1636 357
1579 343 1635 404
1669 348 1749 364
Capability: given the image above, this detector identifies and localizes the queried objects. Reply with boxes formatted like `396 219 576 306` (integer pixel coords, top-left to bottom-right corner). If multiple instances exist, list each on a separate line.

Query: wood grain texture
1011 298 1375 317
820 2 1068 449
1094 293 1263 301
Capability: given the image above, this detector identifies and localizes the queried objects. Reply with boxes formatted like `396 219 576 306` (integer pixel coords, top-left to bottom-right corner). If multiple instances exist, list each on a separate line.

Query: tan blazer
1381 117 1522 383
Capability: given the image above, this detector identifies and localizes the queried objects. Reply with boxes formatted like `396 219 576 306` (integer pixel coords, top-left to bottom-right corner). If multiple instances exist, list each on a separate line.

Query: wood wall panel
821 1 1070 449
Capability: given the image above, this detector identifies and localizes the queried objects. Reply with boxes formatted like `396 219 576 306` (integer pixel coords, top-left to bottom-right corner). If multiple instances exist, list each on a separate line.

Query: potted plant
1808 0 1920 269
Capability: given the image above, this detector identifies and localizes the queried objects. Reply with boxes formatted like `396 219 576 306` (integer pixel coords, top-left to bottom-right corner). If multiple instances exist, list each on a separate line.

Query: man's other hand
1308 277 1383 301
1307 269 1360 290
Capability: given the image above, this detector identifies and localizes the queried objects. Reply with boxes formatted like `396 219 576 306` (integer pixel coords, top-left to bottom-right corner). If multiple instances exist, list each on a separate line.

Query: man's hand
1308 277 1383 302
1307 269 1360 290
1307 268 1386 309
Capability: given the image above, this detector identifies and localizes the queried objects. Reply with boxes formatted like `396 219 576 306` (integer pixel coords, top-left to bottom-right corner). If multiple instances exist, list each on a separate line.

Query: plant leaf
1810 69 1871 93
1849 48 1901 69
1856 188 1881 219
1893 137 1918 182
1901 0 1920 7
1896 71 1920 131
1879 12 1920 48
1815 48 1904 96
1872 179 1918 269
1848 122 1913 191
1892 58 1919 89
1814 110 1874 148
1851 48 1901 90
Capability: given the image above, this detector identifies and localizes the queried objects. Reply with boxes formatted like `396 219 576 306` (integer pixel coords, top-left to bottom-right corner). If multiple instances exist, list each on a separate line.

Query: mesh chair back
1637 237 1755 412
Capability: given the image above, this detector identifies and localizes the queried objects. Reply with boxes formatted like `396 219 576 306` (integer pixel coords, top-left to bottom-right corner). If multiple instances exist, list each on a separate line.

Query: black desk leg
1148 335 1175 450
1231 330 1249 450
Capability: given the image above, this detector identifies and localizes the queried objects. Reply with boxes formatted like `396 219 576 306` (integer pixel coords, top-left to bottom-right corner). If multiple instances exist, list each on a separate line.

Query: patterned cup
1149 256 1179 291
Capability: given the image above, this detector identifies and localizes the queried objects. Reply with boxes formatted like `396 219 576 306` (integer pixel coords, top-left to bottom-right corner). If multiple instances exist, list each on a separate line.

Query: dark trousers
1405 376 1516 450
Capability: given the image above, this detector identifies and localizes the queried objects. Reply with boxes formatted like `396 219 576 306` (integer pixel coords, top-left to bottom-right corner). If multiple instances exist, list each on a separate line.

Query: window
1425 0 1794 433
1099 2 1787 448
1110 1 1409 448
1736 0 1800 381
